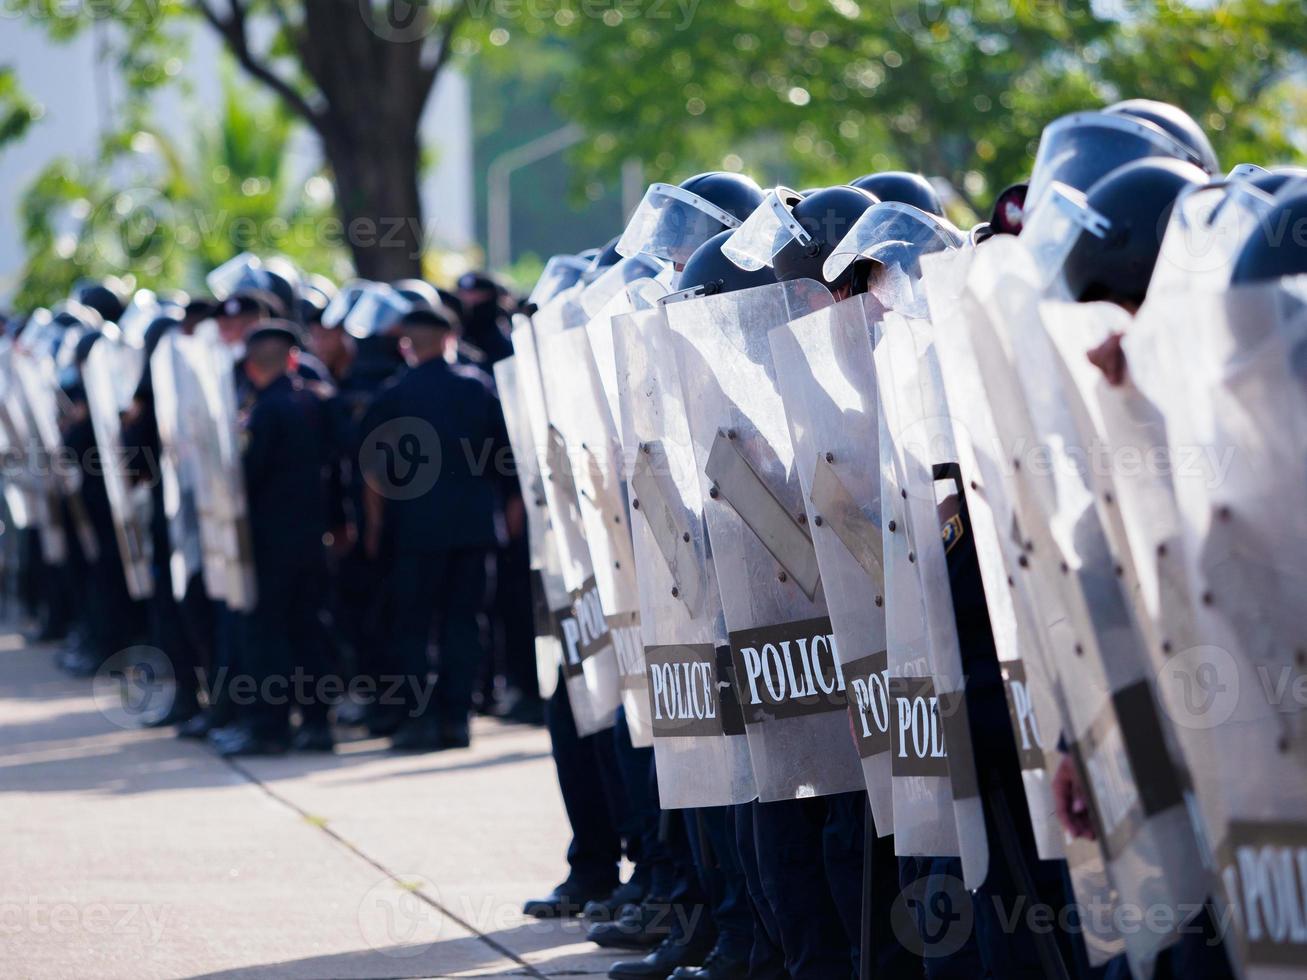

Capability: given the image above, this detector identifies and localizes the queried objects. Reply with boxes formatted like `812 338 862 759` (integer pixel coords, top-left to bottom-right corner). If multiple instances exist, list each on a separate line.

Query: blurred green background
1 0 1304 306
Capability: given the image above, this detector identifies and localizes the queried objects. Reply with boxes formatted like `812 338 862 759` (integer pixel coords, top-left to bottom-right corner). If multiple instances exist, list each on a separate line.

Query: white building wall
0 20 473 303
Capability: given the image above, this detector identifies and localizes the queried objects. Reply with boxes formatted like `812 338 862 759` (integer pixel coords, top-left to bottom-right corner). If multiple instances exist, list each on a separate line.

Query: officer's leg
146 564 200 724
752 797 850 980
387 551 441 744
432 547 491 742
497 536 543 720
1153 902 1238 980
684 805 754 971
606 708 660 903
288 560 335 749
734 802 788 980
898 855 985 980
523 675 622 916
820 791 864 975
242 567 294 743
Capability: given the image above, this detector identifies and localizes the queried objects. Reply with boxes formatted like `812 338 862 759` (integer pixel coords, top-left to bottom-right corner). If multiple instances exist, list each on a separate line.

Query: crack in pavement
221 755 552 980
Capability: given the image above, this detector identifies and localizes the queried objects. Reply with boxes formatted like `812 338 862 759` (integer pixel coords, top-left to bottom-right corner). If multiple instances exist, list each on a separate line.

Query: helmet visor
1017 182 1111 289
320 280 368 329
616 183 743 265
205 252 263 301
1027 112 1201 217
722 188 810 271
117 290 160 348
343 283 412 339
528 255 590 308
823 201 963 283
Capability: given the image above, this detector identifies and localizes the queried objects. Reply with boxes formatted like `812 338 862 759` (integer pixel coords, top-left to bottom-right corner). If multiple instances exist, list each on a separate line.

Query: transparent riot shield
964 236 1207 975
1128 280 1307 980
614 304 757 807
510 317 619 736
1149 181 1278 293
494 353 564 704
164 329 256 611
767 293 894 832
875 313 988 887
537 327 651 748
149 332 205 602
921 249 1067 863
0 344 45 534
585 277 669 438
664 279 865 802
83 336 153 598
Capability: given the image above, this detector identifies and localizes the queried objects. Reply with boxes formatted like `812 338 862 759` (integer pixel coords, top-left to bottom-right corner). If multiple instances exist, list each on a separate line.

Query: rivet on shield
709 486 720 499
614 561 621 569
1162 641 1173 655
641 443 650 454
825 452 835 463
671 587 680 598
1018 555 1029 569
969 480 978 491
813 516 824 527
1156 543 1167 558
778 571 788 583
1202 591 1214 606
1059 561 1069 574
614 514 621 524
1074 644 1084 656
1114 564 1124 578
632 498 641 510
1007 576 1015 586
797 513 807 525
900 489 907 500
1104 492 1114 505
1217 505 1232 523
727 429 737 440
888 520 897 532
908 552 916 563
874 595 883 607
682 532 691 542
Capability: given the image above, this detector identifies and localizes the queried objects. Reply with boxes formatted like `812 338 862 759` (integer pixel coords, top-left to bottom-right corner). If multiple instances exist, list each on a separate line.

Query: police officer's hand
1053 754 1096 841
505 494 526 542
1086 332 1127 386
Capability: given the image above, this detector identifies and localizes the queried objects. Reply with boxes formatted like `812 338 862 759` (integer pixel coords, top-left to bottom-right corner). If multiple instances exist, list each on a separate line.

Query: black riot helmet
850 171 943 216
774 186 879 289
1105 99 1219 176
663 229 778 303
1250 167 1307 199
72 278 129 323
1063 157 1209 307
1230 192 1307 285
392 278 440 311
725 186 878 291
618 172 766 266
584 237 623 282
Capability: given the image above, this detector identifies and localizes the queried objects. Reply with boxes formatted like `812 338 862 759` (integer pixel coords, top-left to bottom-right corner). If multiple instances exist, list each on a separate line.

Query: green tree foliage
16 74 342 308
0 66 40 150
518 0 1307 207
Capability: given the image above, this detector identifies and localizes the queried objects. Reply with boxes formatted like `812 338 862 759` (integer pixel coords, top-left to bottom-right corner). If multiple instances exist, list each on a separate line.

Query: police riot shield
0 343 46 535
664 279 865 802
924 248 1127 966
1126 280 1307 980
494 353 564 703
921 249 1067 864
963 237 1207 974
874 313 989 886
613 304 757 807
536 327 651 748
159 328 256 611
10 345 79 564
767 293 894 832
510 317 619 736
148 332 204 602
82 336 153 598
1149 181 1278 294
585 277 670 440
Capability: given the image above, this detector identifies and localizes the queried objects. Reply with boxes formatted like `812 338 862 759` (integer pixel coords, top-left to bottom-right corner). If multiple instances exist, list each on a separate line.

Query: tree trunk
322 122 425 281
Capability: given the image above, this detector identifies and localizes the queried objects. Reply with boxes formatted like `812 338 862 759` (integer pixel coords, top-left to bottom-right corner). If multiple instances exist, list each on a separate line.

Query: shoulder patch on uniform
941 513 964 554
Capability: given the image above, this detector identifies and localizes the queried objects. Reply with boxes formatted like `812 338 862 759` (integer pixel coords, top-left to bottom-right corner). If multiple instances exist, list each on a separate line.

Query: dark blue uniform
240 373 332 740
362 356 509 739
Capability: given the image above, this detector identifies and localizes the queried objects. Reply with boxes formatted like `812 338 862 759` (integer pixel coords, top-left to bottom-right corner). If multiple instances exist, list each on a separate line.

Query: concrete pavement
0 631 622 979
